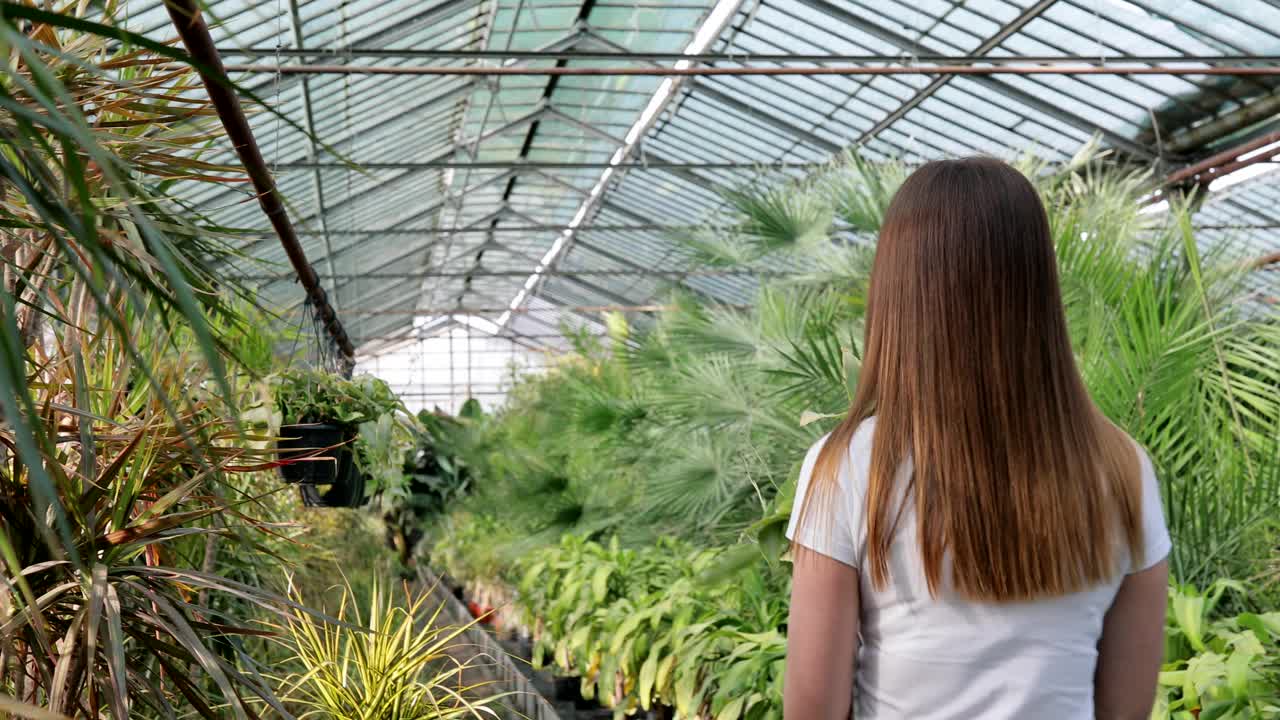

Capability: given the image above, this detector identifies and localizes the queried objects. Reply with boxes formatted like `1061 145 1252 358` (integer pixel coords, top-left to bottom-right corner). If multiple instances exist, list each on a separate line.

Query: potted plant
270 370 406 507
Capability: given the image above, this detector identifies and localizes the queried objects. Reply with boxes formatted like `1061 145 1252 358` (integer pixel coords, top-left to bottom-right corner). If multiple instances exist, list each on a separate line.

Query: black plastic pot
276 422 368 508
299 461 368 508
276 423 352 485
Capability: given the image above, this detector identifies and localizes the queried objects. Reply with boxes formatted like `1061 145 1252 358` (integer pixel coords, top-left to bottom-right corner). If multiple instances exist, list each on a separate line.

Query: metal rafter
213 62 1280 77
445 7 599 312
852 0 1059 149
789 0 1154 160
184 78 478 215
515 0 749 317
215 48 1280 63
417 23 596 320
273 160 825 170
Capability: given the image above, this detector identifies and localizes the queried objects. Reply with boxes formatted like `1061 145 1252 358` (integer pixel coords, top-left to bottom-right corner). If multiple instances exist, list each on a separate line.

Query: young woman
784 157 1170 720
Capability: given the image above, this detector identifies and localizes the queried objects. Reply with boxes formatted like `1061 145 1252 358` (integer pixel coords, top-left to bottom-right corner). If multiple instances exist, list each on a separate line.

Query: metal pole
1163 129 1280 186
234 269 792 281
273 160 827 170
211 62 1280 77
214 48 1280 64
232 224 723 235
291 304 750 316
163 0 355 364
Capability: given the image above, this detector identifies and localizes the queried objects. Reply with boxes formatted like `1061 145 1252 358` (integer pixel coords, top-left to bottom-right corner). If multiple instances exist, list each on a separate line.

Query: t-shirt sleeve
1129 447 1172 574
785 434 860 568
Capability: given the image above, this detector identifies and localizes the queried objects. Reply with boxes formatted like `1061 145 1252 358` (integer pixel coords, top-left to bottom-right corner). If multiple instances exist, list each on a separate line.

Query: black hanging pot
300 461 369 508
276 423 353 485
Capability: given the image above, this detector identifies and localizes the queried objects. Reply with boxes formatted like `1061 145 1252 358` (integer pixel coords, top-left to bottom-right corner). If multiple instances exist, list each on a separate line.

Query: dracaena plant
0 3 333 716
0 310 324 718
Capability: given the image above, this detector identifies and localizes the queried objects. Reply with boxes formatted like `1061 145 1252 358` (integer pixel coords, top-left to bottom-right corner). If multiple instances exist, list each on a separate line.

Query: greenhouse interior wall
3 0 1279 718
354 323 551 415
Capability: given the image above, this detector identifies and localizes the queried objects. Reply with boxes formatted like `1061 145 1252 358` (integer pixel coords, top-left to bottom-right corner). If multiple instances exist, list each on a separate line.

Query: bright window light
451 314 502 336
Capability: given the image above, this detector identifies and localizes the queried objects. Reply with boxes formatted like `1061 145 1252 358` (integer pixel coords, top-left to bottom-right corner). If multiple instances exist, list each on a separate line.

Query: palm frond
724 179 833 254
822 150 909 233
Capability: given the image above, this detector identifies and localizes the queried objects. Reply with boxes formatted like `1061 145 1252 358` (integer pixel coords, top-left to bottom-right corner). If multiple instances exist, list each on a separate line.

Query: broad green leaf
592 565 613 603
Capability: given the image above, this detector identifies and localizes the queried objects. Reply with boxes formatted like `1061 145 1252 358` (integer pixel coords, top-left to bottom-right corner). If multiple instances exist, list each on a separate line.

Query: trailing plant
269 369 416 497
271 369 405 429
269 580 506 720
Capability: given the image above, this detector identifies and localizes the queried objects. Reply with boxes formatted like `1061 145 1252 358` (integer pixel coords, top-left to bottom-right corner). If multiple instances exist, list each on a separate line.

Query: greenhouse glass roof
117 0 1280 354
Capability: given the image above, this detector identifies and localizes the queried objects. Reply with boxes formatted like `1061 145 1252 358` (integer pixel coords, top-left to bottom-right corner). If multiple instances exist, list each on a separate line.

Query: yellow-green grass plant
270 580 509 720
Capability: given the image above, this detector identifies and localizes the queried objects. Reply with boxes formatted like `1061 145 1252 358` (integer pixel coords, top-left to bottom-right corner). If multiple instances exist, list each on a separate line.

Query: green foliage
404 411 478 521
272 369 405 428
516 536 786 720
1155 583 1280 719
269 581 506 720
270 369 417 497
448 148 1280 590
818 151 909 234
0 300 322 716
379 411 482 573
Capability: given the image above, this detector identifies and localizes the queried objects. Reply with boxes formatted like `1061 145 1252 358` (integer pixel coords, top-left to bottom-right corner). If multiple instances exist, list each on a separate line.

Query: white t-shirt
785 418 1171 719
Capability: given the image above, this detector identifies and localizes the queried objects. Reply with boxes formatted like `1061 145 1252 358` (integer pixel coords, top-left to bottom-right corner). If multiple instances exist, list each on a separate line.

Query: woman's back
786 418 1170 718
782 157 1171 719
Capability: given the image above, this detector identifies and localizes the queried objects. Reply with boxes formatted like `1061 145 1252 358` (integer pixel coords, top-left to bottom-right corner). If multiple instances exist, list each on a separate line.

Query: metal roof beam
233 224 711 237
790 0 1153 160
257 168 519 274
208 101 542 230
216 47 1280 64
431 24 594 312
236 0 487 98
683 81 843 154
854 0 1059 149
184 78 476 212
273 160 824 170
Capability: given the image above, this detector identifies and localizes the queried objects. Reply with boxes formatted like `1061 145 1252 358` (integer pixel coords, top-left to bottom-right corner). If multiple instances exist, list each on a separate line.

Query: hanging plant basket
275 423 353 485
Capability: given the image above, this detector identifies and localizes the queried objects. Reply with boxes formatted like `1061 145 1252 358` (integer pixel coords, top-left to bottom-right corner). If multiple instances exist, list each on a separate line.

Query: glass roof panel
108 0 1277 353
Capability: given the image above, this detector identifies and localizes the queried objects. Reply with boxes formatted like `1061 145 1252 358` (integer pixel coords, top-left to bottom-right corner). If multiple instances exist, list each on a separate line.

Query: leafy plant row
434 519 1280 720
435 532 787 720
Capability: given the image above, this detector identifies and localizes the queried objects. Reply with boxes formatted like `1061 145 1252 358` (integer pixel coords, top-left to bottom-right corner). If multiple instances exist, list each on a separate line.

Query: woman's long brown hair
798 157 1144 602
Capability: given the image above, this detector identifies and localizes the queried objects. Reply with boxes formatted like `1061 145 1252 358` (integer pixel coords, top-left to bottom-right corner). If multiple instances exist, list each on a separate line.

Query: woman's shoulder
809 416 877 454
802 416 878 485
